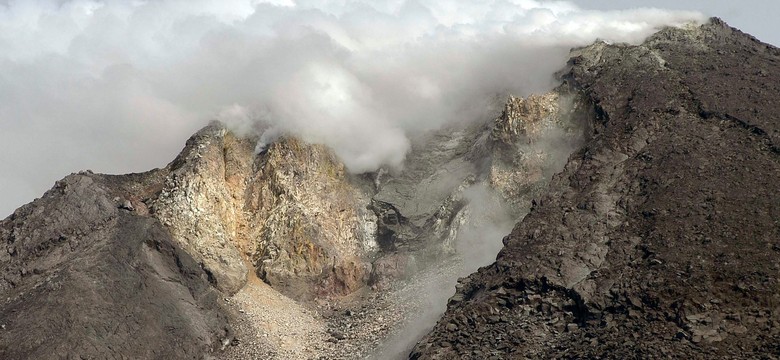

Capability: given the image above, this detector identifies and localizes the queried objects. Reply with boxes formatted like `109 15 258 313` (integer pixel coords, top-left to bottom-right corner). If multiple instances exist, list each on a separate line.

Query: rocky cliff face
488 93 590 213
144 90 585 302
248 137 377 298
151 125 251 294
0 68 581 358
412 18 780 359
150 126 377 299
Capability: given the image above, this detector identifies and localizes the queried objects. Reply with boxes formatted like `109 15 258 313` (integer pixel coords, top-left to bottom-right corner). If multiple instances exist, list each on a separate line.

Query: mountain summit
412 18 780 359
1 18 778 359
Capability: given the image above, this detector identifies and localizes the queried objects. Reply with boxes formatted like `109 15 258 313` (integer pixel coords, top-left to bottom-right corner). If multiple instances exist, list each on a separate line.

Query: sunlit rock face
147 85 586 300
150 124 377 298
151 125 251 294
245 137 376 299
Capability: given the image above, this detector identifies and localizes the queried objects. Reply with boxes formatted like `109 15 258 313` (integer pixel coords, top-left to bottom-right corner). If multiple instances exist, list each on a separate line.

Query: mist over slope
0 0 705 217
412 18 780 359
2 5 778 358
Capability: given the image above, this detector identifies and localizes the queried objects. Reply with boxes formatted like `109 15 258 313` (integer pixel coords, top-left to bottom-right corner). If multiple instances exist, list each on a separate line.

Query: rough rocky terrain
2 16 776 360
0 173 230 359
0 63 575 358
412 18 780 359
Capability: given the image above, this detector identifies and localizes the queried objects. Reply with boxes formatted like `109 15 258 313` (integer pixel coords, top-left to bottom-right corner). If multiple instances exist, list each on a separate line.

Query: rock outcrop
0 173 230 359
412 18 780 359
151 125 251 294
150 125 376 299
144 121 381 300
245 137 376 299
488 93 590 213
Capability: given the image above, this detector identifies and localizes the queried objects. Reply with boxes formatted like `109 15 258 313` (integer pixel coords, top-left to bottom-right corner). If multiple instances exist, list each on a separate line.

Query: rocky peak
150 123 377 299
141 86 589 302
151 123 250 294
412 18 780 359
2 17 778 360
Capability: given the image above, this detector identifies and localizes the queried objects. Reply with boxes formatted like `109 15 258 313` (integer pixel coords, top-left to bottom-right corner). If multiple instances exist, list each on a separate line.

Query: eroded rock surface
152 125 251 294
6 18 772 360
149 124 377 299
412 18 780 359
0 174 230 359
246 137 376 299
488 92 590 213
0 88 582 359
0 74 589 358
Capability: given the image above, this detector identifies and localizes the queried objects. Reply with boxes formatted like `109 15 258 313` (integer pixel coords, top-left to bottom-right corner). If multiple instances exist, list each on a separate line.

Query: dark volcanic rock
0 173 230 359
412 19 780 359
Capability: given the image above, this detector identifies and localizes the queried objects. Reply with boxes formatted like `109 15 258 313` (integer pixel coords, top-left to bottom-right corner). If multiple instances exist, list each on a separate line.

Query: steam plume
0 0 705 216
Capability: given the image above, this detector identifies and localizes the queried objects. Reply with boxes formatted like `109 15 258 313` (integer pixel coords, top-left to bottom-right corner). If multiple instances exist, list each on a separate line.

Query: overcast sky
0 1 776 218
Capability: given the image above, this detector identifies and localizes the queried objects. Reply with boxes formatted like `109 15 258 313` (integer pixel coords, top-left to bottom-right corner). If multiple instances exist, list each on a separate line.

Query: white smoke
0 0 706 217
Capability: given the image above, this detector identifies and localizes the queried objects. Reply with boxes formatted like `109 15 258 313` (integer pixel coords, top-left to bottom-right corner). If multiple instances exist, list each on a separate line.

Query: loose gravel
218 260 463 360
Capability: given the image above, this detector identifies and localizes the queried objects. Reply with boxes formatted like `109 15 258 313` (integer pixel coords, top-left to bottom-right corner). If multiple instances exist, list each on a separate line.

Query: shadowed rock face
0 174 230 359
411 19 780 359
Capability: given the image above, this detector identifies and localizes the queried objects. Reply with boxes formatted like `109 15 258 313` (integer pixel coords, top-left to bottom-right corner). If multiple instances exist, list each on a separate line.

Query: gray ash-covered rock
412 18 780 359
0 173 230 359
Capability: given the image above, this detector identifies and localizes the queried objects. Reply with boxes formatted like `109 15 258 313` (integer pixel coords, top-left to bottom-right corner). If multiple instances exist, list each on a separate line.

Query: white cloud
0 0 706 217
